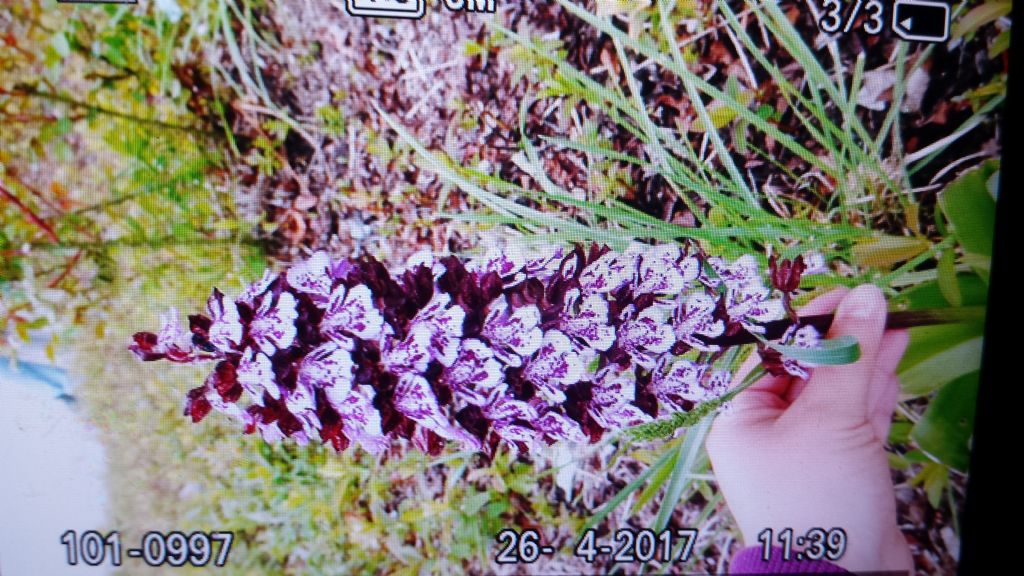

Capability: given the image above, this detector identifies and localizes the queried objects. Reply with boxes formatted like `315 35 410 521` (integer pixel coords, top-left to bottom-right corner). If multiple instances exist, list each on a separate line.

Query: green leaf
899 322 983 373
989 29 1011 58
899 336 983 397
912 462 951 509
937 250 962 307
888 420 913 445
851 235 932 269
953 0 1012 39
888 453 911 470
911 371 978 472
895 275 989 310
461 491 491 515
484 500 509 520
630 449 678 514
768 335 861 365
580 440 678 535
939 163 998 258
653 415 713 533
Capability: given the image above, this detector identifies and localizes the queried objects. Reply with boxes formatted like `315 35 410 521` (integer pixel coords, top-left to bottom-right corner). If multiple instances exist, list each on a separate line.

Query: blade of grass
630 446 679 514
652 413 714 533
656 0 756 205
718 1 871 180
554 0 835 176
378 105 635 249
580 438 680 535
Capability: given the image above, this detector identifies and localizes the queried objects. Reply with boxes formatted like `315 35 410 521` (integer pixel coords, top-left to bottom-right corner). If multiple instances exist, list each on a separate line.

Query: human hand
706 285 913 573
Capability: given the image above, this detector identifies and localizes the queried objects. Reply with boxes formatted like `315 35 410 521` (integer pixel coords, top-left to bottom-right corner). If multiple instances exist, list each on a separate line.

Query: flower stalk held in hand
129 243 837 456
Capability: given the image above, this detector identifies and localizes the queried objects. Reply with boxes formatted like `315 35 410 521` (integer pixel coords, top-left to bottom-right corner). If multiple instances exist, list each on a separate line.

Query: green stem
4 86 216 136
18 235 263 252
707 306 986 347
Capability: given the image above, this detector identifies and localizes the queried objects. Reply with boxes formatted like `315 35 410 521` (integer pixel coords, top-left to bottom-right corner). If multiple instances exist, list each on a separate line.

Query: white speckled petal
207 289 243 352
250 292 298 356
322 284 384 341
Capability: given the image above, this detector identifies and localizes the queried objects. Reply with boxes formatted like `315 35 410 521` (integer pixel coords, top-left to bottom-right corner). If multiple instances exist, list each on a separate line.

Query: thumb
788 284 887 425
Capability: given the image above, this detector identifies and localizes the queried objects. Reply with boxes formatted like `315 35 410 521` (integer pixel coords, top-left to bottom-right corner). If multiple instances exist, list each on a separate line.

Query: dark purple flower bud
129 331 162 361
212 360 241 401
184 386 212 423
769 253 807 293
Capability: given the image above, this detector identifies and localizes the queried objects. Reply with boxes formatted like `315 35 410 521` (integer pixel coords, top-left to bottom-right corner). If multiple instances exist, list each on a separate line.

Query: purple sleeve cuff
729 546 850 574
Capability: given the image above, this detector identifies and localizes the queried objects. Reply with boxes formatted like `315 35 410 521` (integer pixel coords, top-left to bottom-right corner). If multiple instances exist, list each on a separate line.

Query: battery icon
346 0 425 19
891 0 951 43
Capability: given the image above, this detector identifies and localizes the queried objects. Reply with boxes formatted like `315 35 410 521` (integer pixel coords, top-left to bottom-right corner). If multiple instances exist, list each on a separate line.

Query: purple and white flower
700 369 731 401
534 410 589 444
284 380 318 425
154 308 195 361
446 339 505 407
706 254 761 289
249 291 298 356
726 282 785 332
238 269 277 307
523 246 567 282
336 385 388 455
588 367 652 431
673 293 726 351
560 289 616 353
634 244 699 296
299 340 355 408
409 292 465 367
471 248 526 282
381 324 432 376
238 348 280 401
482 296 542 367
256 420 286 444
617 306 675 369
579 251 636 294
777 324 820 379
652 359 708 411
394 374 481 451
204 385 250 424
321 284 384 342
484 395 539 422
207 289 243 352
522 331 584 405
484 396 541 454
286 251 333 305
491 421 541 454
137 241 830 456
